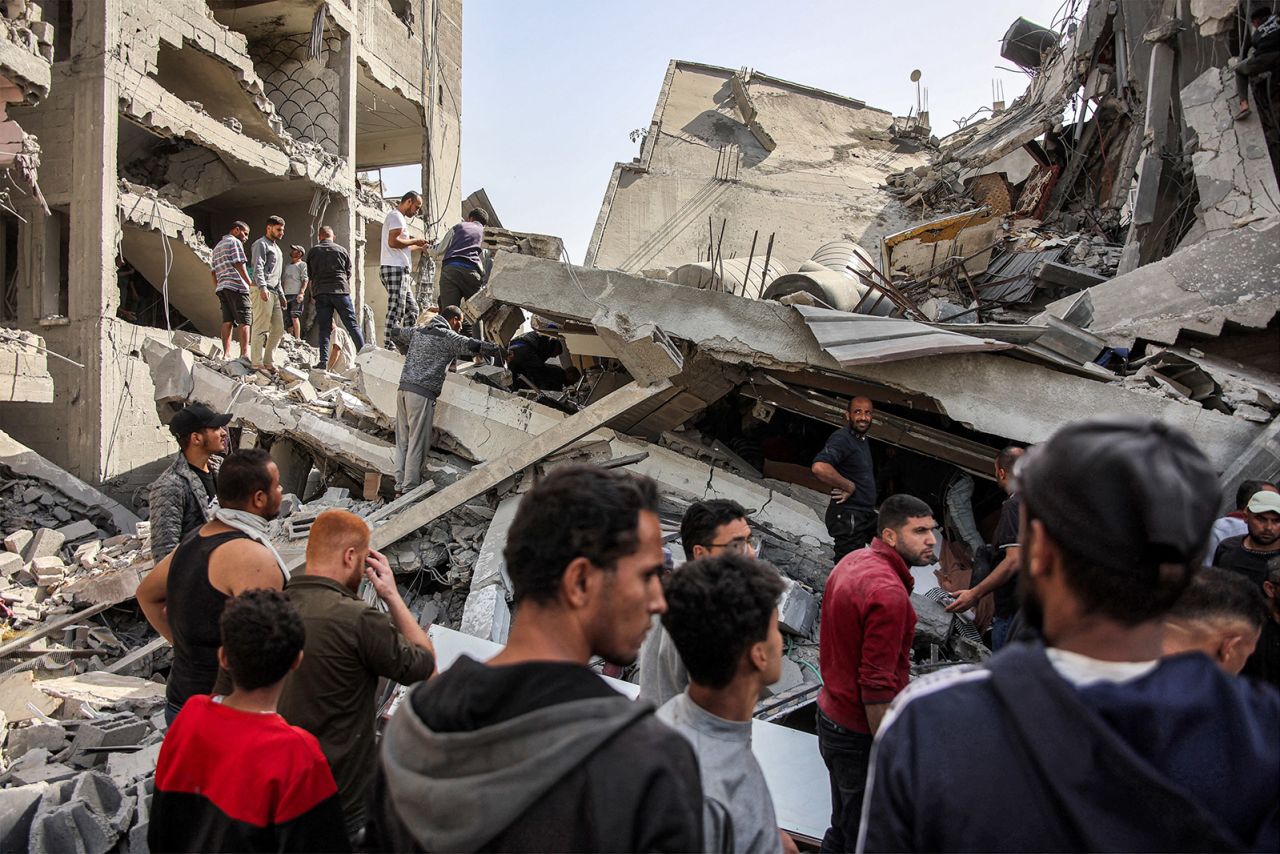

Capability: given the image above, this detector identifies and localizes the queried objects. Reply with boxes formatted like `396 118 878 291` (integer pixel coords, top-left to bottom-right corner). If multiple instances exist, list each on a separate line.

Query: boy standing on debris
151 589 349 853
250 215 287 373
148 403 233 561
812 396 878 560
658 553 798 854
394 305 501 493
138 449 287 724
1235 5 1280 121
858 417 1280 852
368 465 704 851
281 244 308 340
278 509 435 842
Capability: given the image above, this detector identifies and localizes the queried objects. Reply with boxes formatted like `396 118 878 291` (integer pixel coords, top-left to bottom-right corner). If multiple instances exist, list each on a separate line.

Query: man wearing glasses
638 499 758 706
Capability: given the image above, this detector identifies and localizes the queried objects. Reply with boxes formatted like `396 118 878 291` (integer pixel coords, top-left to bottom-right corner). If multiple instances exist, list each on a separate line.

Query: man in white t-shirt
380 191 429 346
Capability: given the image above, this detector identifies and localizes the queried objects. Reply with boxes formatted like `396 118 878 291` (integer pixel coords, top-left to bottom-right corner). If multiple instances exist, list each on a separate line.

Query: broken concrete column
459 584 511 644
1181 67 1280 234
469 494 521 596
592 311 685 387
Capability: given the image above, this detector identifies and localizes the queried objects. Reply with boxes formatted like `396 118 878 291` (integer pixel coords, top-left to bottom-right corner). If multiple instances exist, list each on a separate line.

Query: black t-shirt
1213 535 1276 591
991 493 1022 617
813 427 876 512
189 462 216 501
1242 617 1280 690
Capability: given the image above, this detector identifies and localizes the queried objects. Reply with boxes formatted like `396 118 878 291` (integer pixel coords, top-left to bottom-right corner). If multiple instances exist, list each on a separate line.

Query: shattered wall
586 61 930 274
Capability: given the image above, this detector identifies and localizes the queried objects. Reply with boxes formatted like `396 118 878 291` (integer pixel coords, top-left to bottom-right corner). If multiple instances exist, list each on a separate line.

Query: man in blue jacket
859 417 1280 853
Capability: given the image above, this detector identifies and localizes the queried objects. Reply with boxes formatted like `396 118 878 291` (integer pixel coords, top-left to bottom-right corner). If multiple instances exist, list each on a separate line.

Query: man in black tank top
138 449 287 723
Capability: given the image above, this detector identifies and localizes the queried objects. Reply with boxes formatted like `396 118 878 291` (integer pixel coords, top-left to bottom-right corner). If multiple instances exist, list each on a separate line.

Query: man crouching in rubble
394 305 501 494
858 418 1280 852
367 464 705 851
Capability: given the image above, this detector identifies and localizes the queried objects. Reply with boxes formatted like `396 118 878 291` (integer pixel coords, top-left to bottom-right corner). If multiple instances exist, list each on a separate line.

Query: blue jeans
315 293 365 363
164 700 184 727
991 614 1014 651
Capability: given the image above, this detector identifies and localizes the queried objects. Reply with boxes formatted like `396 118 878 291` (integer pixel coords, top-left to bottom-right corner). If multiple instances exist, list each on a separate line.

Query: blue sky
382 0 1067 262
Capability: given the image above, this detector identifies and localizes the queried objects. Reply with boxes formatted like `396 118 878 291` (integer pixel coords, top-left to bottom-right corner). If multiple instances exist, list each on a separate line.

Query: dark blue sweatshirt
860 643 1280 852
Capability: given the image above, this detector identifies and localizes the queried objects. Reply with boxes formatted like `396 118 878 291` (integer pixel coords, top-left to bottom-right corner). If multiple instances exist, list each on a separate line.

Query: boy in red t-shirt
150 589 349 852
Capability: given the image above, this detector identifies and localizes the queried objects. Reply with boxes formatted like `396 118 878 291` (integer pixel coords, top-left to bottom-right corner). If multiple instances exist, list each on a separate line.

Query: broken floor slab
0 430 140 535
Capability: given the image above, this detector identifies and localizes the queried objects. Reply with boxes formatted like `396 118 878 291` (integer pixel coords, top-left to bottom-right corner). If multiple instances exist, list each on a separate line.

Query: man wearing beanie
858 417 1280 853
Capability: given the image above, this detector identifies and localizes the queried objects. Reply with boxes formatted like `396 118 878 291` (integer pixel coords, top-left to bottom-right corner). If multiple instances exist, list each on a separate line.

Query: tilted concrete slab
0 430 140 534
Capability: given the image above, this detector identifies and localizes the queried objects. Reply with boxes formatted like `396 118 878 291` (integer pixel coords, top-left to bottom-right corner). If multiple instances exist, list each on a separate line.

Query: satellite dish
910 69 922 82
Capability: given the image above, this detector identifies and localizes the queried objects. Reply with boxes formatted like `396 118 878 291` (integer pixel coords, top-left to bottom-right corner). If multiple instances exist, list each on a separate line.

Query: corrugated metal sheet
795 305 1013 366
975 245 1066 304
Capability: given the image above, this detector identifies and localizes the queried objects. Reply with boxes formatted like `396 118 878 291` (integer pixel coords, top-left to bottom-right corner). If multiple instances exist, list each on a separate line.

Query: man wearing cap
1214 489 1280 592
1206 480 1279 566
281 243 309 340
148 404 233 561
859 417 1280 853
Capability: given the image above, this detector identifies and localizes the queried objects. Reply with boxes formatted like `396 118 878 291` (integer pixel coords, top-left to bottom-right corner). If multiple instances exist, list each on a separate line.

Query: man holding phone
278 509 436 844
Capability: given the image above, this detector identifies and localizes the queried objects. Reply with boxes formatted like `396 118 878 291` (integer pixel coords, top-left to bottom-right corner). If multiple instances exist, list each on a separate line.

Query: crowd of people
146 275 1280 853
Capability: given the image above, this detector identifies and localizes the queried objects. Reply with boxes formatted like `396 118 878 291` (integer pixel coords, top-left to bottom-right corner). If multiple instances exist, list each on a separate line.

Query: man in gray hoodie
394 305 500 492
369 464 704 852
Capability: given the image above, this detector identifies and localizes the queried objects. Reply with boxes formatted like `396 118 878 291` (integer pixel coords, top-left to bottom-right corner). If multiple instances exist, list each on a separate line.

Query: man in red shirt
150 589 348 852
816 494 936 853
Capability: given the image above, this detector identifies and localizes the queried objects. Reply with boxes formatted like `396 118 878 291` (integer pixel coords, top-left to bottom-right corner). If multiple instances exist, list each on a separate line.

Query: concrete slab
0 430 140 534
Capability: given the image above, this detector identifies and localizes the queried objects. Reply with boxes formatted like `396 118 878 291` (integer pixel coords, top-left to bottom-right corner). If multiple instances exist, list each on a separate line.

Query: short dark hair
1251 6 1272 23
231 220 248 232
439 305 463 321
220 589 305 690
400 191 422 204
680 499 748 553
662 554 785 689
877 493 934 536
467 208 489 226
216 448 275 508
265 215 285 227
1168 567 1268 630
504 465 660 605
996 445 1024 473
1235 479 1275 511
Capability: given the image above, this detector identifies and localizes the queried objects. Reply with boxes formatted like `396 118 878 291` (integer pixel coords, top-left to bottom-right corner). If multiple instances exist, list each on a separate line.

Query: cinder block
68 712 149 768
6 722 67 759
0 552 24 576
4 529 32 555
0 782 49 852
23 528 65 562
778 575 818 637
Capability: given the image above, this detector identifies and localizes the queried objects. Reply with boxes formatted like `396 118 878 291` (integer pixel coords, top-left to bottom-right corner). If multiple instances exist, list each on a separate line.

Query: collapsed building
1 0 1280 849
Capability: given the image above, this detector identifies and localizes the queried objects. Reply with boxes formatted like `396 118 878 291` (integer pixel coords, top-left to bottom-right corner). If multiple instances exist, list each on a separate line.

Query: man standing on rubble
817 495 936 853
306 225 365 369
812 396 878 560
281 244 308 340
212 221 253 361
639 498 758 706
278 509 436 843
659 553 797 854
394 305 501 494
148 403 233 561
1215 489 1280 590
138 449 287 724
1235 5 1280 121
381 191 429 342
945 446 1026 650
431 208 489 315
858 417 1280 852
250 215 287 373
368 465 704 851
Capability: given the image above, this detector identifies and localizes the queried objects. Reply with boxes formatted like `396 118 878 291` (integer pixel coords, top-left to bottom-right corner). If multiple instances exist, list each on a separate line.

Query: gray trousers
395 389 436 491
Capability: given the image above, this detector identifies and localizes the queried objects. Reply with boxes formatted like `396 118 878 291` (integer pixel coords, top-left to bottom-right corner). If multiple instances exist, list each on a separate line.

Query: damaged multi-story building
0 0 462 492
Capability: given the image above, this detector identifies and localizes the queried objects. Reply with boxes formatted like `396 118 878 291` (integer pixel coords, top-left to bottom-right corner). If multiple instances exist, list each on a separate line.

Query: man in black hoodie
859 417 1280 853
370 464 704 852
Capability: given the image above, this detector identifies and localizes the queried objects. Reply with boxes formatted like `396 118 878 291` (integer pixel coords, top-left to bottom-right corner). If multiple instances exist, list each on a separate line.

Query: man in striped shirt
212 221 253 360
